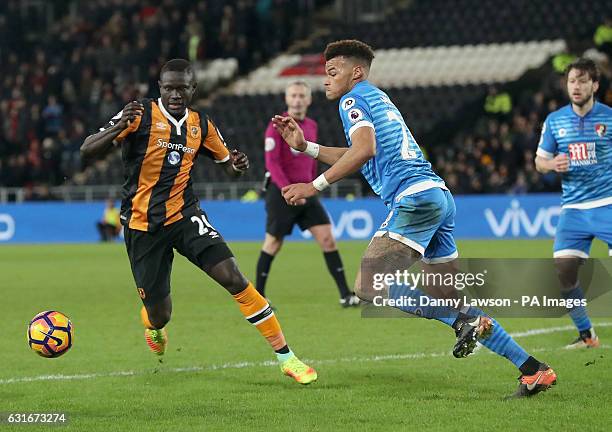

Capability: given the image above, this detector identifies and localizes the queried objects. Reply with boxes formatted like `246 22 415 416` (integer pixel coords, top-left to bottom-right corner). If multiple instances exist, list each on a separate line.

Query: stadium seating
1 0 610 198
308 0 610 51
232 40 566 93
206 84 489 183
0 0 322 192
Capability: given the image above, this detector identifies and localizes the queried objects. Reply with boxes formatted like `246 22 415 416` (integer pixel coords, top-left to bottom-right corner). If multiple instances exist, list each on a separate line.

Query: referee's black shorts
265 182 331 238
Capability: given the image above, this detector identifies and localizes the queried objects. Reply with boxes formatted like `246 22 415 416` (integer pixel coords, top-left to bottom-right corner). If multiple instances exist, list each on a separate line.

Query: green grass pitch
2 239 611 431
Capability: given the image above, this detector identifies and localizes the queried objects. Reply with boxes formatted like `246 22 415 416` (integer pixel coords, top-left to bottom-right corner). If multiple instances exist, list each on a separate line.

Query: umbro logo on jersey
558 128 567 137
156 121 168 130
595 123 607 137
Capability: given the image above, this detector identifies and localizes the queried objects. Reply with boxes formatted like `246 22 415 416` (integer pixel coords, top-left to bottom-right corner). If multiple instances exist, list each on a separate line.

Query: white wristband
312 174 330 191
303 141 320 158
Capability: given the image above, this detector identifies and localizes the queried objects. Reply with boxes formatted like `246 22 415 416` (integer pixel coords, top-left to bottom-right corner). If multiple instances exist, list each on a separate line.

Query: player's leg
256 233 283 297
422 190 556 396
141 295 172 355
424 258 554 387
175 209 317 384
207 258 317 384
308 223 357 307
141 295 172 329
461 296 558 398
357 188 492 355
124 226 174 356
356 189 454 310
417 194 493 357
97 222 107 241
553 208 598 348
358 232 492 358
256 183 297 298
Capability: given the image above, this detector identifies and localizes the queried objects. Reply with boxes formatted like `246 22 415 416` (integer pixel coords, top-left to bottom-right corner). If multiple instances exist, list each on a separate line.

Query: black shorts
124 208 233 306
265 182 331 238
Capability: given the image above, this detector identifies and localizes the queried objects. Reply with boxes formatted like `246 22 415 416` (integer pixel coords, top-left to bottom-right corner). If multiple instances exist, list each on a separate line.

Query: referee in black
257 81 359 307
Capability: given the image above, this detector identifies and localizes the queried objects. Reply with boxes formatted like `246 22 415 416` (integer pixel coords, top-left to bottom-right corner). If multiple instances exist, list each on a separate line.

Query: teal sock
276 349 294 363
389 284 459 326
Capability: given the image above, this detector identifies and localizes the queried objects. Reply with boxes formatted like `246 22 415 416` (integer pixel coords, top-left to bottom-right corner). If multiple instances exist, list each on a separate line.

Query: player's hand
118 101 144 130
282 183 317 205
552 153 569 172
231 149 249 172
271 115 307 152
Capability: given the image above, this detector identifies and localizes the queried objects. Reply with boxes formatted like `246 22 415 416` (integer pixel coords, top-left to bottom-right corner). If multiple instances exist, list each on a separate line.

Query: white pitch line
508 322 612 338
2 322 611 385
472 321 612 352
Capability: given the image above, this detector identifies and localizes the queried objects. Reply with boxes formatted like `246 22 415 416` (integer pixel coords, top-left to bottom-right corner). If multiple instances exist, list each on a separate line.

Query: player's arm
315 146 349 165
534 154 569 173
202 117 248 178
220 149 249 178
281 127 375 204
313 145 350 165
80 101 144 160
534 117 568 173
271 115 348 165
317 127 375 183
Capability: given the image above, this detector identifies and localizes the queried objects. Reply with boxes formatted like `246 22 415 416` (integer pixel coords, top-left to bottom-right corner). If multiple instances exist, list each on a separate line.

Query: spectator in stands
2 0 604 199
553 51 577 75
96 198 121 242
41 95 63 137
0 0 317 193
594 16 612 58
484 86 512 120
98 87 120 124
552 42 580 74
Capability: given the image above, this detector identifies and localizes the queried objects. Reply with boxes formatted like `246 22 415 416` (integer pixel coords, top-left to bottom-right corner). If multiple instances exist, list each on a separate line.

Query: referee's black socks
256 251 275 297
324 250 351 298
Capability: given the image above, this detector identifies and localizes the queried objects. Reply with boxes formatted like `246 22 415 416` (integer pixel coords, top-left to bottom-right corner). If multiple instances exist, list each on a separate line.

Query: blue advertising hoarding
0 194 562 244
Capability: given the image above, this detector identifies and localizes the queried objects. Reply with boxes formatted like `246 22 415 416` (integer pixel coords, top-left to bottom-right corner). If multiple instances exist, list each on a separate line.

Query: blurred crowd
1 0 611 198
0 0 318 193
434 51 612 195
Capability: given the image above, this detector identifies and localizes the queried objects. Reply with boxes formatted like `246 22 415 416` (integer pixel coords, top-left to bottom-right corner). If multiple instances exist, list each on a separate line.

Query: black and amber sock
233 282 287 351
140 306 156 330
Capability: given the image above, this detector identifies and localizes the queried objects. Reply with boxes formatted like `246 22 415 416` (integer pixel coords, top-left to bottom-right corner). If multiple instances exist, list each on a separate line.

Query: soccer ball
27 311 73 358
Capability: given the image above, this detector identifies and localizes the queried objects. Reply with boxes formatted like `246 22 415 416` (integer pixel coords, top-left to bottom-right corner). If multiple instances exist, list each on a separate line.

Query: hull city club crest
595 123 606 137
191 126 200 138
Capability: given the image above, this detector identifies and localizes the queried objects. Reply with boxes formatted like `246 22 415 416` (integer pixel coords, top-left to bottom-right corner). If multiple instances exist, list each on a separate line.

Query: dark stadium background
1 0 610 203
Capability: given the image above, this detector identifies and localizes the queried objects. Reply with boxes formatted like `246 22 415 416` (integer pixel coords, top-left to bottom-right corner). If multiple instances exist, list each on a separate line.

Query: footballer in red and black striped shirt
81 59 317 384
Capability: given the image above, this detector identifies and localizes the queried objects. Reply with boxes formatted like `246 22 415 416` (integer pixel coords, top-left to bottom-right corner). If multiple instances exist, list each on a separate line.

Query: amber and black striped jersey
99 98 230 232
